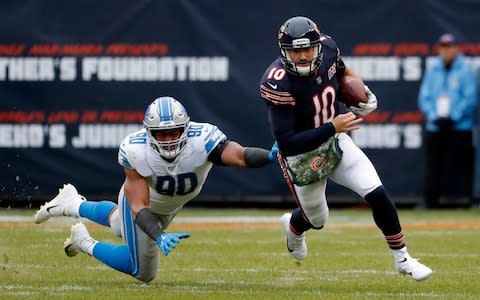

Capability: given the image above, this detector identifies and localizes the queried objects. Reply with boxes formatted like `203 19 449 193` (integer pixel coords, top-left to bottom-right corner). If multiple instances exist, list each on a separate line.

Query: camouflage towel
285 136 343 186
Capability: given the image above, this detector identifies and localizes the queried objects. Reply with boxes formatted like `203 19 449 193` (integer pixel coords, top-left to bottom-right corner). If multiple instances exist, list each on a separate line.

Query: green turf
0 208 479 299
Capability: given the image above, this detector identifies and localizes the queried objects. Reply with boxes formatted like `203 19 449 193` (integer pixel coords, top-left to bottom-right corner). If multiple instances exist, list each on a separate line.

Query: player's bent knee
109 210 122 237
306 206 329 229
309 218 327 228
359 183 383 199
308 210 328 228
135 271 157 283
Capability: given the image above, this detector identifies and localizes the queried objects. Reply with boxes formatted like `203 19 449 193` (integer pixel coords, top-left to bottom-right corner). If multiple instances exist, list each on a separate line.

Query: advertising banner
1 1 479 204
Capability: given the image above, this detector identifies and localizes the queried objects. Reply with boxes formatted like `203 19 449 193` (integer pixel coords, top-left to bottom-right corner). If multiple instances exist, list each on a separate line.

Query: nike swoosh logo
266 82 277 89
397 257 407 263
46 205 59 213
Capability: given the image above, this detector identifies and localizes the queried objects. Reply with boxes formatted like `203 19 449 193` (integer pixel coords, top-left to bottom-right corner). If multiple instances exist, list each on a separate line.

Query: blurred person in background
418 33 478 209
34 96 277 283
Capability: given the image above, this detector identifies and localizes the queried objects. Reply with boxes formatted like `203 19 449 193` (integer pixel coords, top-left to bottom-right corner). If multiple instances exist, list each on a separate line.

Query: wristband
135 208 163 240
244 147 270 168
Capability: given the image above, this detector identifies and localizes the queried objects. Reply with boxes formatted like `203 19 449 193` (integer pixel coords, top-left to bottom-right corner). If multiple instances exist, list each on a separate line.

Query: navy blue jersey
260 35 344 156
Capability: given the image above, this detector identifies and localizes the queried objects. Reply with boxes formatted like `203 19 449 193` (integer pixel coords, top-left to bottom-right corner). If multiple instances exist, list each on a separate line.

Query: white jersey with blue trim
118 121 227 215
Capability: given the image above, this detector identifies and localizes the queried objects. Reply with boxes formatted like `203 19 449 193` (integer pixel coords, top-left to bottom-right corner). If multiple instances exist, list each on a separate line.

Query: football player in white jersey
34 96 278 283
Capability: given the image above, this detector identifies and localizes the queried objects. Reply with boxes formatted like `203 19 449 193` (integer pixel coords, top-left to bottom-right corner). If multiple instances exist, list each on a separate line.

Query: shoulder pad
320 34 338 50
259 58 295 106
187 121 227 155
118 129 148 171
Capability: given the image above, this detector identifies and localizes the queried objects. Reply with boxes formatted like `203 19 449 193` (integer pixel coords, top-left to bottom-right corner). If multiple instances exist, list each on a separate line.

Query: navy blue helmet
278 16 323 76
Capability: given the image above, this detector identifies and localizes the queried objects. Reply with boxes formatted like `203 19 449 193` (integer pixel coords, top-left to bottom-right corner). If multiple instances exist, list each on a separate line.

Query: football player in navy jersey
34 96 278 283
259 16 432 281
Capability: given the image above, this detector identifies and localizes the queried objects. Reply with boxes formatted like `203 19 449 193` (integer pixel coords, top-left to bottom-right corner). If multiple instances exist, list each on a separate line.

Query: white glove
349 85 378 115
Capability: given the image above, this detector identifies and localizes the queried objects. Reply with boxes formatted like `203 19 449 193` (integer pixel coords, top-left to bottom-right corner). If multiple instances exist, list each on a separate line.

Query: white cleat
395 253 432 281
64 222 95 257
281 213 307 260
34 183 85 224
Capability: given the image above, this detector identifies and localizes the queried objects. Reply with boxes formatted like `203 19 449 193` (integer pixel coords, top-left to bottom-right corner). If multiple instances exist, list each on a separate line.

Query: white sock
391 246 408 259
70 196 86 218
81 238 98 256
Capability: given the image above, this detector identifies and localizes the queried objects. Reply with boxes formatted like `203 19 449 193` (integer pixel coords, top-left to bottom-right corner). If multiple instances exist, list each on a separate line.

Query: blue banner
1 1 479 203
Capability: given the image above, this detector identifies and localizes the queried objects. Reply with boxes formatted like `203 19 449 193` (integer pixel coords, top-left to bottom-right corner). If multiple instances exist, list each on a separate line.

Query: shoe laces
290 232 305 248
407 257 425 268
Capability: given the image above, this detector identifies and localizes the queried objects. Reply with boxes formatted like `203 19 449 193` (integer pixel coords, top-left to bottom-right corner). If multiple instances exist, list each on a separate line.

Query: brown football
338 75 368 107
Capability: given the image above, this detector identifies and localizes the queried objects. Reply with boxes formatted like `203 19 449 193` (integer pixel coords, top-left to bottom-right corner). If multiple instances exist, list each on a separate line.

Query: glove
434 117 454 131
156 232 190 256
268 141 278 161
349 85 378 115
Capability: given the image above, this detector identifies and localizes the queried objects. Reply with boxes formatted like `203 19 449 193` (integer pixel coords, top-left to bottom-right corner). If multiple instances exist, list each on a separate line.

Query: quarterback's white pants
291 133 382 228
109 185 175 282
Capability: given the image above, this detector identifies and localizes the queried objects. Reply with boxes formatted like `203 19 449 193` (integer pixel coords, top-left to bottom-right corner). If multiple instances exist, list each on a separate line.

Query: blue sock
79 201 117 226
92 242 133 275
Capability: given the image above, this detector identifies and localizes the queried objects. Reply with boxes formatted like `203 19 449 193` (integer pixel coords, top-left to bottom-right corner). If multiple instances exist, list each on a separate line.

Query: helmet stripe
158 97 173 121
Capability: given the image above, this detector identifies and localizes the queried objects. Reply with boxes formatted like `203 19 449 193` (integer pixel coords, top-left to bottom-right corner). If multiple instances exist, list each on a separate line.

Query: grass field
0 208 479 299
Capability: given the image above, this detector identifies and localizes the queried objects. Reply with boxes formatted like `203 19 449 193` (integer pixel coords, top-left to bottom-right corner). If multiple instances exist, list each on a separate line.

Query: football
338 75 368 107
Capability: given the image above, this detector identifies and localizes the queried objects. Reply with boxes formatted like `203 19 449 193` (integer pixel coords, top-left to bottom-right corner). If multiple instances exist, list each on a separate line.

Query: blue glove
156 232 190 256
268 141 278 161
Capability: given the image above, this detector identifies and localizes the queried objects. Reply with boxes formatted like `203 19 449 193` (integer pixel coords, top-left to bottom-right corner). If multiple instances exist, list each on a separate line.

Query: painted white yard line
1 214 479 229
0 214 371 224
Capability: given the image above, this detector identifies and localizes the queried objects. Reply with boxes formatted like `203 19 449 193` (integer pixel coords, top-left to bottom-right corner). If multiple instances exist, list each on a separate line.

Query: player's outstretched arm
218 140 277 168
